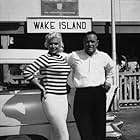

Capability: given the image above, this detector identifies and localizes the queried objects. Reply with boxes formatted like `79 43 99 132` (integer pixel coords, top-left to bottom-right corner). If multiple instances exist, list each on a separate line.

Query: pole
111 0 119 111
111 0 117 84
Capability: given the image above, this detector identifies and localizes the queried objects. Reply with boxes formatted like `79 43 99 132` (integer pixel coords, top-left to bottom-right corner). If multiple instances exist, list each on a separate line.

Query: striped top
23 53 71 95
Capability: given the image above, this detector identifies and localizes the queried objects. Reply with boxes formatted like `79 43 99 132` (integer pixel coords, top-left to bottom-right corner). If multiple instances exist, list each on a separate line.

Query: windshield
0 64 39 92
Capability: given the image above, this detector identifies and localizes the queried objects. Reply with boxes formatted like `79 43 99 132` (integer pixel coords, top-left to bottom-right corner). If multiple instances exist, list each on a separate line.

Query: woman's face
48 37 61 55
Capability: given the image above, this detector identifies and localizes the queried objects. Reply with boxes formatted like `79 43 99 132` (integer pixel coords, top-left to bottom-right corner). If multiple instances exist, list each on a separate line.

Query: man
67 31 114 140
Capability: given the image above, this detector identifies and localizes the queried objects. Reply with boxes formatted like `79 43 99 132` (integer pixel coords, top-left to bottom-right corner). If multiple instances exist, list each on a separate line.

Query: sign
27 17 92 33
41 0 78 16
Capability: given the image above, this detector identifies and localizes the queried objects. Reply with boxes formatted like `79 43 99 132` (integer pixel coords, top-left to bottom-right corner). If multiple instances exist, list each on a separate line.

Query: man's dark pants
74 86 106 140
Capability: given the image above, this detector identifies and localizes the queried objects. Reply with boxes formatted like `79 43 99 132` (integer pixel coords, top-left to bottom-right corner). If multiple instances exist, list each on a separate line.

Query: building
1 0 140 57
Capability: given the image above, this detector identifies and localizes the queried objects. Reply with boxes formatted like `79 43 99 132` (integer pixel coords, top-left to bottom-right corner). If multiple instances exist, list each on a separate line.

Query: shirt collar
48 51 60 57
82 49 99 56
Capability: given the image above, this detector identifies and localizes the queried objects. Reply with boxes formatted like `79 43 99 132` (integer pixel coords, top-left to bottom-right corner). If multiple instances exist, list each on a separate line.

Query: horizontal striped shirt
23 53 71 95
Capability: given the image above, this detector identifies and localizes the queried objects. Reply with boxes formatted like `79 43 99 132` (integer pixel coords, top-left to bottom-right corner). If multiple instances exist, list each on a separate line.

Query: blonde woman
23 32 70 140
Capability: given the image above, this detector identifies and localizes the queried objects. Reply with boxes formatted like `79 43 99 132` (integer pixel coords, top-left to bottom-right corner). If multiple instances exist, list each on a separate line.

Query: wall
1 0 140 22
0 0 41 21
0 0 111 21
115 0 140 22
0 0 139 22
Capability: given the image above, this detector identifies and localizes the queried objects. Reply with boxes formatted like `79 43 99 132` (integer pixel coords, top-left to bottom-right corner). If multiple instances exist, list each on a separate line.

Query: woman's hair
44 32 64 51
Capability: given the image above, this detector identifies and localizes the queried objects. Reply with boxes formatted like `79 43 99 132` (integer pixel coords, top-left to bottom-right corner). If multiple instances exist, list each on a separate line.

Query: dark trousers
74 86 106 140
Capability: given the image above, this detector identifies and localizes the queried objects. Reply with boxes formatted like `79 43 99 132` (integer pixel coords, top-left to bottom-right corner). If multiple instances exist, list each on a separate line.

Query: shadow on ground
114 107 140 140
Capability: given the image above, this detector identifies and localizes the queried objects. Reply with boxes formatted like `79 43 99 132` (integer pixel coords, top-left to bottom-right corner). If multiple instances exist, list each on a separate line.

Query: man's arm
104 55 115 92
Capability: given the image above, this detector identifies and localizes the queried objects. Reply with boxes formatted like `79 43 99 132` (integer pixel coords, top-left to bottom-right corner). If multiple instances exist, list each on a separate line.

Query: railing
119 71 140 108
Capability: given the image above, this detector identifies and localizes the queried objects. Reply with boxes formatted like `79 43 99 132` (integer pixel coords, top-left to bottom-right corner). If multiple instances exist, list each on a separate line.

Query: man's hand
67 84 71 94
103 82 111 93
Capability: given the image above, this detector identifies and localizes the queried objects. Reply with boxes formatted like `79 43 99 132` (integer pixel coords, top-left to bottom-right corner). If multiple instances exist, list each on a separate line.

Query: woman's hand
40 88 46 101
30 78 46 101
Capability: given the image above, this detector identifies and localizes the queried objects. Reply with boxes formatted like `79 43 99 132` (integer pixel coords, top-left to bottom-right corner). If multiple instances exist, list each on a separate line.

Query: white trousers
42 94 69 140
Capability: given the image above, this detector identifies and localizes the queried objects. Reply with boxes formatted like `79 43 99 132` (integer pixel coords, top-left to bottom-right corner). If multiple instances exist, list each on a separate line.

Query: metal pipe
111 0 117 85
111 0 120 111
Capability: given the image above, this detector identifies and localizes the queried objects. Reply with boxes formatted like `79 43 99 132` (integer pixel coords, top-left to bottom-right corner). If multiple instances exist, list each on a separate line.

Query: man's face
83 34 98 56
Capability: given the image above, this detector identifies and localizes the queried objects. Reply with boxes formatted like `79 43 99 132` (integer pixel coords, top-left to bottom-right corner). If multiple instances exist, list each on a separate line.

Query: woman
23 32 71 140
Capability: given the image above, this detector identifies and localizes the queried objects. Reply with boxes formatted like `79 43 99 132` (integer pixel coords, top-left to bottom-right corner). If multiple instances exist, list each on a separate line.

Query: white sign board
27 17 92 33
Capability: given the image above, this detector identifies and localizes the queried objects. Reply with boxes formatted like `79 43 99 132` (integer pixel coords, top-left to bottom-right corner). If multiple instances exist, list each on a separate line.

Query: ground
114 107 140 140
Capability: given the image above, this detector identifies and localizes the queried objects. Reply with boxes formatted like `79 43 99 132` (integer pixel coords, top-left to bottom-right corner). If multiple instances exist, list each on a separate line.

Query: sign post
111 0 119 111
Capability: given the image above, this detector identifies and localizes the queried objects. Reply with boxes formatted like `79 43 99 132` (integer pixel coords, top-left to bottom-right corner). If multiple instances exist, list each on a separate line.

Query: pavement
114 107 140 140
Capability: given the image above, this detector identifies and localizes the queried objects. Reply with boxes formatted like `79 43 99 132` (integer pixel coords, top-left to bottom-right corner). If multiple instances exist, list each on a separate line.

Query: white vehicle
0 49 80 140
